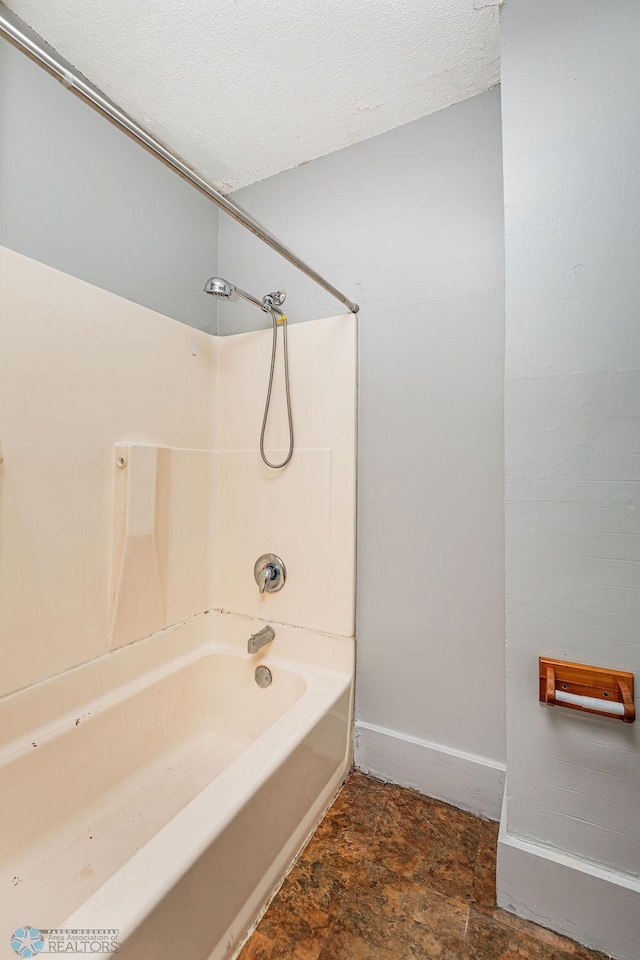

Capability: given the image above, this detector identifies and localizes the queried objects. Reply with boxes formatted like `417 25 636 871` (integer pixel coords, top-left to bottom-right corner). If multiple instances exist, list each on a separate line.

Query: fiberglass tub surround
0 249 357 960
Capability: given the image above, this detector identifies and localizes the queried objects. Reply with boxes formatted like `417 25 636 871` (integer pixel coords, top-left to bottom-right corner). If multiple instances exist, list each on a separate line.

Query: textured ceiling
6 0 501 192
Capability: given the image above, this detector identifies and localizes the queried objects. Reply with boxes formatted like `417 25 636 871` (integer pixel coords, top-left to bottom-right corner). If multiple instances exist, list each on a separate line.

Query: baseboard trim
497 796 640 960
354 720 505 820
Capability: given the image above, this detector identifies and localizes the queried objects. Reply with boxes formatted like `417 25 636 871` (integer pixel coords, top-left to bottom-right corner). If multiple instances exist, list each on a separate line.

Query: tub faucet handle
260 566 274 594
254 553 287 594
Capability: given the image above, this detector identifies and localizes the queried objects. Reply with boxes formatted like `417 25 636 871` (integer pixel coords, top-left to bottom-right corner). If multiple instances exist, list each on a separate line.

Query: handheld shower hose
204 277 294 469
260 309 294 469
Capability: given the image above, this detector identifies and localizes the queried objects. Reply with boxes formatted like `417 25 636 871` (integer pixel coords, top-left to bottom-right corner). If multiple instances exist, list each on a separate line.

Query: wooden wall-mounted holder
539 658 635 723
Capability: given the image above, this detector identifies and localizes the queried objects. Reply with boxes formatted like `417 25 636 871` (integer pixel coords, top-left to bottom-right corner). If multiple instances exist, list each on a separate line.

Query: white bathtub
0 611 353 959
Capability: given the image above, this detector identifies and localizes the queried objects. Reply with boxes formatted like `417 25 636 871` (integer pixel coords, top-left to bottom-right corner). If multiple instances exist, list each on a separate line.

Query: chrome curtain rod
0 13 359 315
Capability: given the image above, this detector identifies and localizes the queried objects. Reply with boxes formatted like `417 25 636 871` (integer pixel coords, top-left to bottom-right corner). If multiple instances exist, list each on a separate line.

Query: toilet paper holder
539 657 635 723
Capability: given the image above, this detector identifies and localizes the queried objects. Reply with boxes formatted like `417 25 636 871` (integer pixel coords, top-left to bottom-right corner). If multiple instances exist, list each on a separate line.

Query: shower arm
0 12 359 316
235 285 283 316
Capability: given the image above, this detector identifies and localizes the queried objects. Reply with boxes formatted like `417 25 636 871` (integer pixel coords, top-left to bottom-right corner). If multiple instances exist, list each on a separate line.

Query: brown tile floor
238 772 610 960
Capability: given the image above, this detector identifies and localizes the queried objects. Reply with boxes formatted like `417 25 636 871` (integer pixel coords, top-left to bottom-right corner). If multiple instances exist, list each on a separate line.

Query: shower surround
0 246 357 959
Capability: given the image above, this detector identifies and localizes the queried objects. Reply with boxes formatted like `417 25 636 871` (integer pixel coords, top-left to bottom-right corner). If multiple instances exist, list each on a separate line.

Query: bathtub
0 611 353 959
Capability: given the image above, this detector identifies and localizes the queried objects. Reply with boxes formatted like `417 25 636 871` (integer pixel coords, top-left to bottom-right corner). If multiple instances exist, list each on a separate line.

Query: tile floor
238 771 608 960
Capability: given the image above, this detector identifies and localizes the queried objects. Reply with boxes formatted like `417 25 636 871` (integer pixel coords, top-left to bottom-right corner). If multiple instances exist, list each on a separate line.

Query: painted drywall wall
498 2 640 956
219 89 506 817
0 21 219 333
0 247 217 698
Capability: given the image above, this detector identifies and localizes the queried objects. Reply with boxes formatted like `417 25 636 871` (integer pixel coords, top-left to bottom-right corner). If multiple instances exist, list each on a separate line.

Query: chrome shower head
204 277 235 298
203 276 286 315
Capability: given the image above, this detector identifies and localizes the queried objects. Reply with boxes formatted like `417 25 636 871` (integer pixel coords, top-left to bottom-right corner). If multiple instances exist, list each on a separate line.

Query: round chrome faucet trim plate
254 553 287 593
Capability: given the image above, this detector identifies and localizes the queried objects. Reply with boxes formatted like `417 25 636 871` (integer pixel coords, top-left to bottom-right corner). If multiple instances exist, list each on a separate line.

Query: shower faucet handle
254 553 287 594
260 566 274 594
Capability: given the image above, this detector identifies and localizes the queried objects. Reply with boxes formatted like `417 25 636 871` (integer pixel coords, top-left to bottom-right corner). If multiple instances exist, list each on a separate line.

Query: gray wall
0 16 218 333
219 89 506 796
499 1 640 952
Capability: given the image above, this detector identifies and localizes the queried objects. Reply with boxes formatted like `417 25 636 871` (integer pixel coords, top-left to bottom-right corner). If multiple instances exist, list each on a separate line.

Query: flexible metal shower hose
260 310 294 469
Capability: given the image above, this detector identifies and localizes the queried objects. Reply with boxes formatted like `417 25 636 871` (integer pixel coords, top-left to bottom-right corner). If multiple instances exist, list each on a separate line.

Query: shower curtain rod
0 13 360 315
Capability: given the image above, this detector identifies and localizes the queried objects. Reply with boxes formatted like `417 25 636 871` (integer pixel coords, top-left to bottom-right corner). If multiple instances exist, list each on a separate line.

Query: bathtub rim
0 640 339 770
0 608 352 752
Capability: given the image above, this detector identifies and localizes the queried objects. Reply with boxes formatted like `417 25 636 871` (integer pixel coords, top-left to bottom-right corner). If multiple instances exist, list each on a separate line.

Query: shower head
203 277 286 315
204 277 235 298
